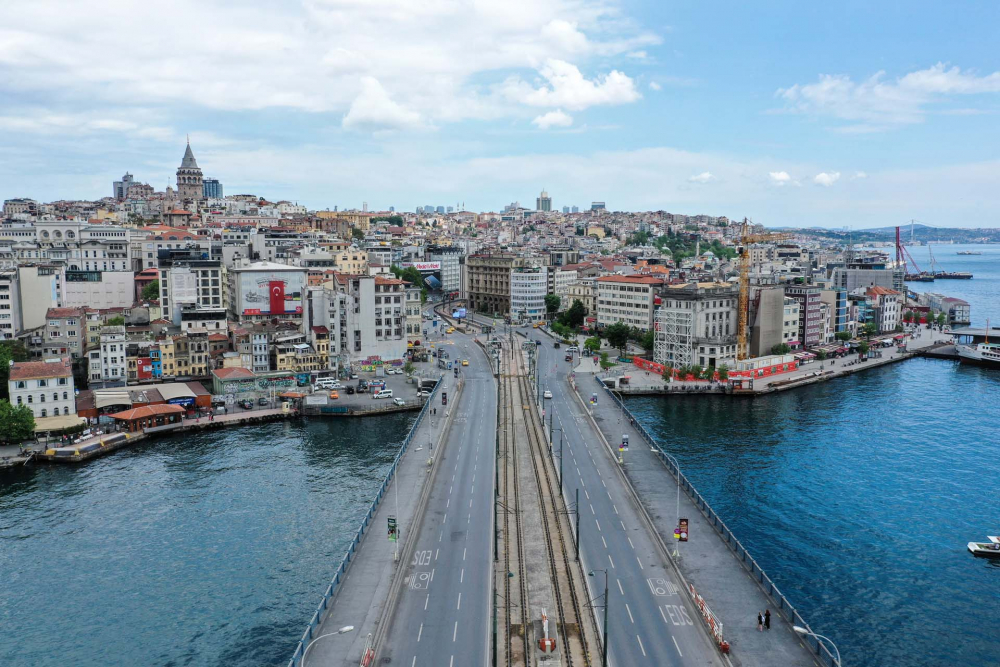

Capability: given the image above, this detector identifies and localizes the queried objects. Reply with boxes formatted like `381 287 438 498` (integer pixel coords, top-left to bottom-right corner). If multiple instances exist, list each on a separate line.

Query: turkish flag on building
269 280 285 315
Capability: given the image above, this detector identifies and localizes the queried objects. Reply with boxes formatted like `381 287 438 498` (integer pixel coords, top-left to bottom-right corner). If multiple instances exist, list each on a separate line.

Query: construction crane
736 218 791 360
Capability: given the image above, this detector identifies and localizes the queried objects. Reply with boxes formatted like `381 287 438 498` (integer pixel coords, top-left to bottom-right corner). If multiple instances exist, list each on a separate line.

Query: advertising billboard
401 261 442 271
240 271 305 316
137 357 153 381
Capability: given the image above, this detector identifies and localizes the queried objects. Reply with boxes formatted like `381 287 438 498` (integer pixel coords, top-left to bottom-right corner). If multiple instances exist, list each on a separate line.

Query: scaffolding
654 307 693 367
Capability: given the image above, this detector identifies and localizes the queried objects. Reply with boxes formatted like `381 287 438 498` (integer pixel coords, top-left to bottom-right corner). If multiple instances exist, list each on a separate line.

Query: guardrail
594 378 839 667
286 375 444 667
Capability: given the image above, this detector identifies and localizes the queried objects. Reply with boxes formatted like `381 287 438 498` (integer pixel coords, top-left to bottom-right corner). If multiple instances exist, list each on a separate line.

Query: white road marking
601 479 606 488
584 490 590 500
608 554 615 569
412 658 416 667
636 556 644 570
620 520 626 531
626 603 634 623
602 536 608 549
613 504 619 515
435 549 439 561
637 634 646 657
430 569 436 582
417 623 423 641
627 537 634 549
617 579 624 595
425 594 430 610
590 503 595 515
673 636 683 656
460 568 464 583
457 592 462 610
659 607 668 624
453 622 458 642
463 548 467 561
596 520 601 532
446 498 450 508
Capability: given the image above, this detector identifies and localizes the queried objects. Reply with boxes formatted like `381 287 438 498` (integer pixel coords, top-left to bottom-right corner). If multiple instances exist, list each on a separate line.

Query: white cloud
0 0 656 129
852 171 868 180
532 109 573 129
342 77 422 131
777 63 1000 130
688 171 714 183
769 171 793 186
649 81 662 91
501 59 641 111
813 171 841 187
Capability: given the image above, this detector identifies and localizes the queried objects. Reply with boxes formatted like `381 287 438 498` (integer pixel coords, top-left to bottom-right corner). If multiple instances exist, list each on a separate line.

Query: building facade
784 285 822 349
176 141 204 200
655 282 738 369
8 357 76 420
510 266 548 323
596 275 662 331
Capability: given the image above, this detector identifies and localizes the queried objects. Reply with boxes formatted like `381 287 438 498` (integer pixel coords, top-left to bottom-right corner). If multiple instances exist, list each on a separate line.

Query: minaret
176 137 204 201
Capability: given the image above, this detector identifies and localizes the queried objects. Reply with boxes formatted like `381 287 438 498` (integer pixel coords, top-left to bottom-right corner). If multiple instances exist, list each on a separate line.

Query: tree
584 337 601 354
902 311 913 324
716 364 730 381
106 316 125 327
834 331 852 342
627 230 651 246
640 330 655 352
937 313 948 326
0 340 29 401
816 349 828 361
403 361 415 375
861 322 878 338
351 227 365 240
604 322 631 355
690 364 704 380
771 343 791 356
544 294 561 315
371 215 404 225
560 299 587 328
0 400 35 444
141 280 160 301
858 341 870 356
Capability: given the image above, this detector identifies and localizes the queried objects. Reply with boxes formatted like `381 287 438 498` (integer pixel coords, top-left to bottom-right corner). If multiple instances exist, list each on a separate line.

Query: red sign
269 280 285 315
243 308 261 315
137 357 153 380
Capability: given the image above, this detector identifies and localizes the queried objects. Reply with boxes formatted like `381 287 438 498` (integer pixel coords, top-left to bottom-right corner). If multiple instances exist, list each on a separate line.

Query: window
16 381 25 389
16 396 22 405
38 379 47 387
53 393 58 401
41 409 47 417
39 394 45 402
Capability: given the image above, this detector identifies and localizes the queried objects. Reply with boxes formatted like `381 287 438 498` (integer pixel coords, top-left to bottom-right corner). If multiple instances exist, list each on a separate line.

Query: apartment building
43 307 85 359
655 282 739 368
8 357 76 420
595 275 663 331
510 266 548 323
784 285 823 348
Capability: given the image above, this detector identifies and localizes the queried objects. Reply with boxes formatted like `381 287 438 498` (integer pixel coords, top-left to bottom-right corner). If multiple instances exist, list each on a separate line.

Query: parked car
392 397 405 406
239 399 254 409
373 389 393 399
417 390 430 398
258 397 269 406
346 386 355 395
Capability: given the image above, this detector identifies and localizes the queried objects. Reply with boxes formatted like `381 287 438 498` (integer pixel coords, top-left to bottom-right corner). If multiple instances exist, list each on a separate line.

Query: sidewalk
301 375 458 667
579 373 823 667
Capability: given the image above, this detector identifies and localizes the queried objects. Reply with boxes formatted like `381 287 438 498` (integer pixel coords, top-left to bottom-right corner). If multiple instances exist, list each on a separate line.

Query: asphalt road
379 329 497 667
535 341 725 667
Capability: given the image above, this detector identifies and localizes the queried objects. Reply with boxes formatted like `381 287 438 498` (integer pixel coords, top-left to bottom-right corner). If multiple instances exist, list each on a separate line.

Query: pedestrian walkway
579 373 825 667
297 375 458 667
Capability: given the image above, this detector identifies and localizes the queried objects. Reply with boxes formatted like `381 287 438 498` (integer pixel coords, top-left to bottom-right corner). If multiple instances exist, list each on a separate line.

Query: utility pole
492 586 498 667
575 487 580 561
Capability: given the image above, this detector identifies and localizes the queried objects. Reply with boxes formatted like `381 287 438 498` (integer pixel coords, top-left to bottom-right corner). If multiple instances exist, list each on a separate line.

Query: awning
33 414 87 433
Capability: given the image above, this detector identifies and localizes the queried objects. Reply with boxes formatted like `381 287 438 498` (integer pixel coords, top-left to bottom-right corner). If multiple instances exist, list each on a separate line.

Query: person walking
757 611 763 632
764 609 771 630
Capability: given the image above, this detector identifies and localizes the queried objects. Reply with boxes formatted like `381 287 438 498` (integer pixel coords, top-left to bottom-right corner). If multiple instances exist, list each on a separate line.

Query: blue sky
1 0 998 228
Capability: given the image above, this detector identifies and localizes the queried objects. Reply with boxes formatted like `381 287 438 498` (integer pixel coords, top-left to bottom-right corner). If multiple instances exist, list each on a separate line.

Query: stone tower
176 138 204 200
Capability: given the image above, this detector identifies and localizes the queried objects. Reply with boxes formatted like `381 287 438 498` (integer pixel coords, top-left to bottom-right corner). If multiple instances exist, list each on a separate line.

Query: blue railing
286 375 443 667
595 378 839 667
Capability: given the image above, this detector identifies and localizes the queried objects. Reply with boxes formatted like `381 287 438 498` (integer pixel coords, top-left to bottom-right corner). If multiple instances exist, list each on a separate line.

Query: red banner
269 280 285 315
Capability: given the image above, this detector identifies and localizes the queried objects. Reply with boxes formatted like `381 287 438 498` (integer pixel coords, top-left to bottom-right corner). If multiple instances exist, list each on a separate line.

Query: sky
1 0 999 228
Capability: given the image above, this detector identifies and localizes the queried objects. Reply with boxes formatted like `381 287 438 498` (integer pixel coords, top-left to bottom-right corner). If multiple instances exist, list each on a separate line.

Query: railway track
512 350 592 667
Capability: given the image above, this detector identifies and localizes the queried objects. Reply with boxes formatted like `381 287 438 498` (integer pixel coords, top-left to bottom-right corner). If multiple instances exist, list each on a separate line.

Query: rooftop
9 357 73 381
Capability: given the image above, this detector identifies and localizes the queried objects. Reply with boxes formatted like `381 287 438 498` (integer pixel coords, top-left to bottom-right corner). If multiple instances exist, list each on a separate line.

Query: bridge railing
595 378 839 667
287 375 444 667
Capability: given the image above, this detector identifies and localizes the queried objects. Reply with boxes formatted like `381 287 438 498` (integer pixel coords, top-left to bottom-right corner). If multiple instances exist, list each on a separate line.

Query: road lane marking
418 623 423 642
431 568 435 582
620 520 626 531
435 549 439 561
636 557 644 570
584 490 590 500
636 634 646 657
595 520 601 532
626 603 634 623
628 537 634 550
457 592 462 610
601 479 606 488
602 536 608 548
673 636 683 656
613 504 619 515
425 594 430 610
453 622 458 642
461 568 464 583
617 579 624 595
446 498 450 508
412 657 416 667
608 554 615 569
590 503 595 515
463 548 467 561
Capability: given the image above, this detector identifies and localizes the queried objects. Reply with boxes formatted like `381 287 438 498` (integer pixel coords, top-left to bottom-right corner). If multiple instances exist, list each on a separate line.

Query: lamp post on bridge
794 626 841 667
588 569 609 667
301 626 355 666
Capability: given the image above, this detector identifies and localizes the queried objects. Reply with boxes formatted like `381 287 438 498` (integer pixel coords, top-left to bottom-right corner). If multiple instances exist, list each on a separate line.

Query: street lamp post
793 626 841 666
301 626 355 666
661 450 682 540
588 569 609 667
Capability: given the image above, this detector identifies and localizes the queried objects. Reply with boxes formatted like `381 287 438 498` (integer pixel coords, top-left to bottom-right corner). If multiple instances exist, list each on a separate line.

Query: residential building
228 261 307 323
510 266 548 323
784 285 822 349
561 280 596 318
866 286 900 333
426 245 461 294
8 357 76 420
43 307 85 360
0 270 23 339
654 282 739 369
405 285 422 341
820 288 849 333
596 275 663 331
89 325 127 387
158 251 223 321
467 253 520 316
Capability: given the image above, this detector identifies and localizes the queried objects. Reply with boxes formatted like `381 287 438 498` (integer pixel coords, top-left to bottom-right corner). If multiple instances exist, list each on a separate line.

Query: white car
372 389 394 399
543 390 553 399
392 397 406 406
417 390 431 398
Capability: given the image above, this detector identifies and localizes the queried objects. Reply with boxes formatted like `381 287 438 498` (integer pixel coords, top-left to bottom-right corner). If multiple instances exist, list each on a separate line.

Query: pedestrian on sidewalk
764 609 771 630
757 611 763 632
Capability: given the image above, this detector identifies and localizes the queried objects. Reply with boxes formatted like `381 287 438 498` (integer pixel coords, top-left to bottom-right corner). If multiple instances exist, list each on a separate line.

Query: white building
8 357 77 420
89 325 127 387
510 266 548 323
596 275 663 331
553 267 579 308
61 270 135 310
0 270 23 338
655 282 739 369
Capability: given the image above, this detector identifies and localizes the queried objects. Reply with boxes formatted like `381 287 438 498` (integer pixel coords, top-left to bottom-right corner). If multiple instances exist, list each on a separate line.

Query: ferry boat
956 251 982 255
968 541 1000 558
957 322 1000 367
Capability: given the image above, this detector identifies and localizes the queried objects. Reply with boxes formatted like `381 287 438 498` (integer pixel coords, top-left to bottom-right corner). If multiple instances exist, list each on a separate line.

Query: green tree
640 330 655 352
604 322 631 355
858 341 870 356
560 299 587 328
0 400 35 444
716 364 729 381
690 364 704 380
544 294 561 315
351 227 365 240
862 322 878 338
816 349 828 361
371 215 404 225
141 279 160 301
902 311 913 324
0 341 29 401
403 361 415 375
937 313 948 326
627 230 651 246
106 316 125 327
584 337 601 354
771 342 791 355
834 331 852 342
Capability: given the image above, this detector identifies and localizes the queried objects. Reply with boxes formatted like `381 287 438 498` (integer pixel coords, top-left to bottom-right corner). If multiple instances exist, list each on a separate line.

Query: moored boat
968 541 1000 557
956 251 982 255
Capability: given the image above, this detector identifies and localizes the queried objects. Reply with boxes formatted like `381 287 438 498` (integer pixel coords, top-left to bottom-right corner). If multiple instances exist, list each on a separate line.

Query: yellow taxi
446 327 455 334
329 391 339 399
462 359 469 366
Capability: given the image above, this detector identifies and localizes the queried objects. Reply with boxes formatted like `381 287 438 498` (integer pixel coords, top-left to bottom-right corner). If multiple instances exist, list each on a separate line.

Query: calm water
628 357 1000 666
905 243 1000 326
0 415 414 667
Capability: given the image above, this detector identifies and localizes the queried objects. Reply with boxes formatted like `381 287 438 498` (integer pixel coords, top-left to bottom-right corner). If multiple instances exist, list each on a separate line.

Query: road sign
388 516 398 541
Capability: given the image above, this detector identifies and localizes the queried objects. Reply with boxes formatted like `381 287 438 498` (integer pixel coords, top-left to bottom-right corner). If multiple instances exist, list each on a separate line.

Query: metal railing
286 374 444 667
594 378 839 667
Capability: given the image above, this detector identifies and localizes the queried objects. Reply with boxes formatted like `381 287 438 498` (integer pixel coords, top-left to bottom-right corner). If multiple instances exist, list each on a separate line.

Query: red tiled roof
208 333 229 341
9 358 72 381
311 326 330 334
212 367 255 380
110 404 185 421
596 275 664 284
45 307 85 319
867 286 899 296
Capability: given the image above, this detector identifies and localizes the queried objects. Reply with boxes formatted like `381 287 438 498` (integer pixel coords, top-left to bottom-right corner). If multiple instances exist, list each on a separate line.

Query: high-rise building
176 139 204 200
113 172 134 200
536 189 552 212
591 202 606 211
510 266 548 323
784 285 822 348
571 206 579 213
562 206 570 214
203 178 223 199
436 206 445 214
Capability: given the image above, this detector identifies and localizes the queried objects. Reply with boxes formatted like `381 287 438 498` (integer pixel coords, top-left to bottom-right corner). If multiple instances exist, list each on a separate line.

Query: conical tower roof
180 139 199 169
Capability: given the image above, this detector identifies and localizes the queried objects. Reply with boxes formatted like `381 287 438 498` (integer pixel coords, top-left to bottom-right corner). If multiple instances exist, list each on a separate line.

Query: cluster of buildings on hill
1 141 971 433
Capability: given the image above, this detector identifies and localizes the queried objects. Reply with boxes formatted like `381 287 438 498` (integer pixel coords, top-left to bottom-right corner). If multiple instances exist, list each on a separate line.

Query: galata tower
176 137 204 200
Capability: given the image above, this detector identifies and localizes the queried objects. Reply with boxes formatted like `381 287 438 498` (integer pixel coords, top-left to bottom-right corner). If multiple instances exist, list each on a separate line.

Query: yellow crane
736 218 791 360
